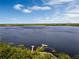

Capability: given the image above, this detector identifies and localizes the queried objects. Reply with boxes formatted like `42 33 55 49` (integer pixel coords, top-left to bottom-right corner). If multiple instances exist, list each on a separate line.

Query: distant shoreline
0 24 79 26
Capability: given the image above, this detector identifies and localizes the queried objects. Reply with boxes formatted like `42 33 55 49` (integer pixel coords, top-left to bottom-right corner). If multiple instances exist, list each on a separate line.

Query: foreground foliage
0 42 78 59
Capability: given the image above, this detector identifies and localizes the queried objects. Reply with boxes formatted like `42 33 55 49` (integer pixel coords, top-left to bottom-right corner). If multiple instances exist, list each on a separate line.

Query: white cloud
53 4 79 23
64 4 79 18
34 3 79 23
22 9 32 13
12 0 79 23
13 3 51 13
42 0 74 5
65 14 79 18
42 0 79 23
13 4 24 10
67 6 79 14
31 6 51 10
0 18 17 20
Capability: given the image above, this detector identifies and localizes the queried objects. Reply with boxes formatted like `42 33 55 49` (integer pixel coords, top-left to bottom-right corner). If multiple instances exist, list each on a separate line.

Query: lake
0 26 79 55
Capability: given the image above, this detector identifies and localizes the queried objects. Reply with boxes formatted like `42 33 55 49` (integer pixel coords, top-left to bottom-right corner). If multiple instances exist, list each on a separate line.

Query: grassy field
0 42 78 59
0 24 79 26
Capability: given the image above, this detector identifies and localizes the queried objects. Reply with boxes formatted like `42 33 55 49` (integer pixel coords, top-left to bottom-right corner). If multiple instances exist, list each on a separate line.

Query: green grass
0 42 78 59
0 24 79 26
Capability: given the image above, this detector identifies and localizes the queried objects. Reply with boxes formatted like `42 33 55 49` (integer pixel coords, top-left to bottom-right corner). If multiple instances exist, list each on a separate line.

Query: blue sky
0 0 79 24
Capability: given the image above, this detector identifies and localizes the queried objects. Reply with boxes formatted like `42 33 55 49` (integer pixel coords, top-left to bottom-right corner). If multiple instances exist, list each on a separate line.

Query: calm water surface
0 26 79 55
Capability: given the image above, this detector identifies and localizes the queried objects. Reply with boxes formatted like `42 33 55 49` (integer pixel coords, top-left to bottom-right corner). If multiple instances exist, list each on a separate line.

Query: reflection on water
0 26 79 55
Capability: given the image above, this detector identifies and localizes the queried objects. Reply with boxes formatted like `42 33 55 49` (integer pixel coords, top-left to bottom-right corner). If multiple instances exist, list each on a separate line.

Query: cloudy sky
0 0 79 24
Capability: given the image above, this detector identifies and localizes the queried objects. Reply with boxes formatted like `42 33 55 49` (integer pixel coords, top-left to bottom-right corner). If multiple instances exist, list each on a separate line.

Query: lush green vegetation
0 42 79 59
0 24 79 26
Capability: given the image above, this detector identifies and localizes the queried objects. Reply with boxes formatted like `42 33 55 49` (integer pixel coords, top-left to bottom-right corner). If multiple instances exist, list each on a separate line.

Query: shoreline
0 24 79 26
